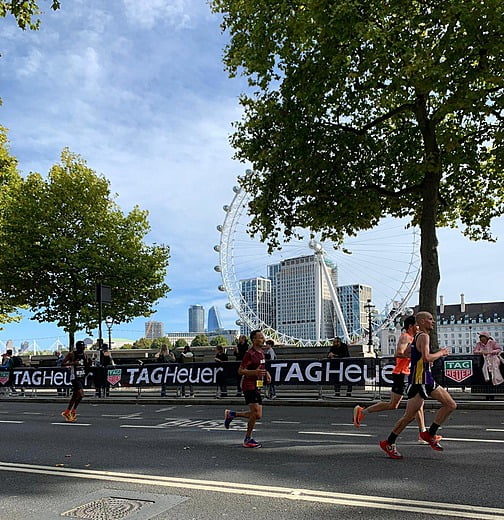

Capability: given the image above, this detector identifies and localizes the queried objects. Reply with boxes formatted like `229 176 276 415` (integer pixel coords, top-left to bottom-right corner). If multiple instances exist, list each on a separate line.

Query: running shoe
68 411 77 422
379 440 403 459
61 410 72 421
224 409 236 429
353 405 365 428
419 431 443 451
418 433 442 445
243 437 262 448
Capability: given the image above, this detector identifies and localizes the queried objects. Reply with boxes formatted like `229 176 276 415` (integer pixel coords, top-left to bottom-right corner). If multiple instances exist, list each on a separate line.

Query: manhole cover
62 496 154 519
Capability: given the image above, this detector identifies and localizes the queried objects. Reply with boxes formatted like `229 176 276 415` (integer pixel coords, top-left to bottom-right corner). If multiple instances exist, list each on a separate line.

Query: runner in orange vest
352 315 437 444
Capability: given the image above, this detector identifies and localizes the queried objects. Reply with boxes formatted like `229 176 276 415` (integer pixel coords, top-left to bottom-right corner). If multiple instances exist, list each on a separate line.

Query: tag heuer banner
0 356 498 388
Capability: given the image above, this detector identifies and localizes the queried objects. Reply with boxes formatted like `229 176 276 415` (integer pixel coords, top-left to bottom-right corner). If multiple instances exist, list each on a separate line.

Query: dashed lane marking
51 423 91 426
1 461 503 519
299 431 373 437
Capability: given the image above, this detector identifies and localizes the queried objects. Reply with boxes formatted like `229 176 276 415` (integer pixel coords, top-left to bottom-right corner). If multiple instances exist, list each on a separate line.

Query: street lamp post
364 299 375 354
105 316 114 352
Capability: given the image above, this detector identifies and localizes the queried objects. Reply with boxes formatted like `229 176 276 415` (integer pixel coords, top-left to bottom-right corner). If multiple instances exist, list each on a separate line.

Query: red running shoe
419 431 443 451
353 405 365 428
379 440 403 459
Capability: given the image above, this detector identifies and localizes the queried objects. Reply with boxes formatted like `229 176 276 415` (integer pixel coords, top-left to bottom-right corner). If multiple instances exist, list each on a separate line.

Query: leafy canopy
0 149 170 342
0 127 22 326
0 0 60 30
212 0 504 318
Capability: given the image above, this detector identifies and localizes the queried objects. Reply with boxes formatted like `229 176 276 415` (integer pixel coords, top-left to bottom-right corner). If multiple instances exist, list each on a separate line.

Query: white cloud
122 0 193 29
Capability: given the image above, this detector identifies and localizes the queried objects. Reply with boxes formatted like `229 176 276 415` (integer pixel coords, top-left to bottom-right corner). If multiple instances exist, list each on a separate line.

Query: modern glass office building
188 304 205 333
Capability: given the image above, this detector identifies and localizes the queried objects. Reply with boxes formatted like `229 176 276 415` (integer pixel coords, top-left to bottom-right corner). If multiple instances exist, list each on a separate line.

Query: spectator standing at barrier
327 337 352 396
157 343 175 397
474 331 503 399
54 350 70 397
353 316 438 444
1 349 17 395
263 339 277 399
379 311 457 459
61 341 91 422
233 335 249 396
224 329 271 448
214 345 229 398
177 345 194 397
99 344 114 397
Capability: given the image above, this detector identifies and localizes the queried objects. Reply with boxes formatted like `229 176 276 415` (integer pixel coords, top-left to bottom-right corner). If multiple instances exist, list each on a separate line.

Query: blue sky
0 0 502 350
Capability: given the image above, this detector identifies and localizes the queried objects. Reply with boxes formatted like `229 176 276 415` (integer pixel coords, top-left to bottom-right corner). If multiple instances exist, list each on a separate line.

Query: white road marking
442 437 504 443
1 461 503 519
120 425 165 429
486 429 504 432
0 420 23 424
22 412 42 415
299 431 373 437
51 423 91 426
272 420 301 424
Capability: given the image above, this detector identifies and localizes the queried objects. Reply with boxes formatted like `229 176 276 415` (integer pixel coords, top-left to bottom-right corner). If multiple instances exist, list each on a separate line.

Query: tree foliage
210 334 229 346
211 0 504 327
0 0 60 30
191 334 210 347
0 149 170 346
174 338 188 349
0 127 22 326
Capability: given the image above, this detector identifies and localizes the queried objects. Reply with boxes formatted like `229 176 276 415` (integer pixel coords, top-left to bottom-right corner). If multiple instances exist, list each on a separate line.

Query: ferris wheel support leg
318 253 351 343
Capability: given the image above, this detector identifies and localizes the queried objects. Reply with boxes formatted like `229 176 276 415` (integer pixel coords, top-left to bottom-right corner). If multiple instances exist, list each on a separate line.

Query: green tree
212 0 504 336
132 338 153 349
0 149 170 347
175 338 188 349
0 0 60 30
0 127 23 326
191 334 210 347
210 335 229 346
150 337 172 350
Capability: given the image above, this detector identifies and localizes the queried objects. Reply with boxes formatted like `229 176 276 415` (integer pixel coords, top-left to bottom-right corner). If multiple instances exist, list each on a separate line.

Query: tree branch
334 102 415 135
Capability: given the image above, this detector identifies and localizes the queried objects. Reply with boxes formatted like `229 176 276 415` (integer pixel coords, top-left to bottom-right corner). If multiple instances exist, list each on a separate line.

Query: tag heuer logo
444 360 473 383
0 371 10 385
107 368 122 386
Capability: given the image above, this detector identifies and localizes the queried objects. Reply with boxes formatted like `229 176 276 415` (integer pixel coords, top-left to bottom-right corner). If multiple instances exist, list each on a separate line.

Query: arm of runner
417 333 449 362
394 333 411 358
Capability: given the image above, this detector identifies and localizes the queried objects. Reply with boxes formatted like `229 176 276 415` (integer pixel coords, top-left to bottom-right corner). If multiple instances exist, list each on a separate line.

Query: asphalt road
0 400 503 520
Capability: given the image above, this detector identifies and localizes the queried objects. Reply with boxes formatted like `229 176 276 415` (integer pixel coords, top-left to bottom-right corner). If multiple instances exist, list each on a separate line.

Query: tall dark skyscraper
207 306 223 332
188 304 205 332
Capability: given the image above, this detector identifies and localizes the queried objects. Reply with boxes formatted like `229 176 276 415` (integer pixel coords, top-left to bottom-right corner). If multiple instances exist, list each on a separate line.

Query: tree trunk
419 170 441 349
68 330 75 351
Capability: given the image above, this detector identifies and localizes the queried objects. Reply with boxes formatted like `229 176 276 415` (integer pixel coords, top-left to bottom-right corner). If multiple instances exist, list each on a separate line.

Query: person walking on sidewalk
353 315 436 444
379 311 457 459
61 341 91 422
224 330 270 448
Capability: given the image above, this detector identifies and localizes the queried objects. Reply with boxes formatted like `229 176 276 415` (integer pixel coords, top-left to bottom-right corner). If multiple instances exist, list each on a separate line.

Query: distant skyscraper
274 255 336 340
336 284 372 338
188 305 205 332
207 306 223 332
145 320 164 339
239 277 273 336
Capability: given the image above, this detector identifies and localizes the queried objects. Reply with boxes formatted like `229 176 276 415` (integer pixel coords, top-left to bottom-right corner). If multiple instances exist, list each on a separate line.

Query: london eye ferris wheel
214 181 420 347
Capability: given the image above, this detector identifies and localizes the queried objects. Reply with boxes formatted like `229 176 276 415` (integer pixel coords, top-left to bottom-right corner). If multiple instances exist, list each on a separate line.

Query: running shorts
391 373 406 396
244 389 262 405
406 382 439 400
